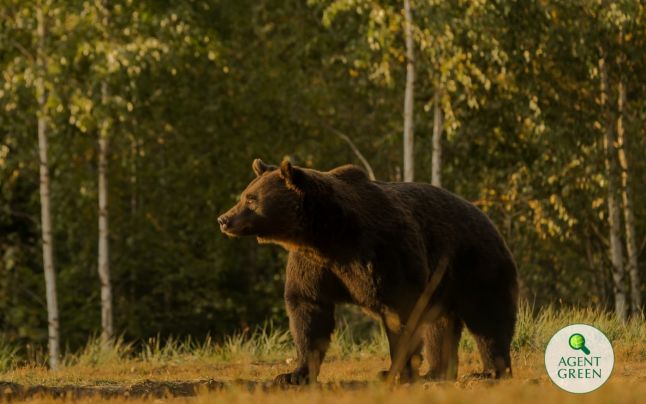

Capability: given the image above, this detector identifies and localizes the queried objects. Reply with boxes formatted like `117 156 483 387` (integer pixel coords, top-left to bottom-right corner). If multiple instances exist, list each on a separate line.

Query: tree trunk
431 90 443 187
98 81 114 345
585 235 602 308
616 80 642 315
599 55 628 321
96 0 114 347
402 0 415 182
36 3 60 370
128 133 138 327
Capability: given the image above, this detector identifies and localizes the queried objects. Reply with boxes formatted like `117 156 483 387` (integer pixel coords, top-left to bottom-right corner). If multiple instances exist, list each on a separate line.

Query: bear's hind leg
423 314 463 381
274 296 335 385
381 328 423 383
473 334 513 379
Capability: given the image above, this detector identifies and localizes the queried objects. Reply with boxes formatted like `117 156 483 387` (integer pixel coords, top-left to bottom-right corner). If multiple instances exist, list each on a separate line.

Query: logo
544 324 614 393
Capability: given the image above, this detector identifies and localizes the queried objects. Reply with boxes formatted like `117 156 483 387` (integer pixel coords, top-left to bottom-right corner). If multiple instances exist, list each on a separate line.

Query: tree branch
12 40 35 62
322 124 376 181
3 208 39 225
590 221 609 248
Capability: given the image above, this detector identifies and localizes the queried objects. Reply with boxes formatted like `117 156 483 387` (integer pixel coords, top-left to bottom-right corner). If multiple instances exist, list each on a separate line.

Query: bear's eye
245 195 257 208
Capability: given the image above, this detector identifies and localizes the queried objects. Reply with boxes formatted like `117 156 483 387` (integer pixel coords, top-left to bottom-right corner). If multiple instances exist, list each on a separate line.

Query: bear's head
217 159 309 245
217 158 367 250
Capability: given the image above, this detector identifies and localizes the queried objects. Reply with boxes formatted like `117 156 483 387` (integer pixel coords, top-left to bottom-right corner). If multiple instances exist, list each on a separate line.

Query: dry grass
1 303 645 402
3 349 645 403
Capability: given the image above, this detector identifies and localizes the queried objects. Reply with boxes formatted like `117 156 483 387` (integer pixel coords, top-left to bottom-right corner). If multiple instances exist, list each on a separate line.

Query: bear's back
375 181 513 262
323 166 513 269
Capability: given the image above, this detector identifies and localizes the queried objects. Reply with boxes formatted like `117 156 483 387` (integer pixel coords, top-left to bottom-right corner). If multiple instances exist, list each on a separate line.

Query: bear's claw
274 371 310 386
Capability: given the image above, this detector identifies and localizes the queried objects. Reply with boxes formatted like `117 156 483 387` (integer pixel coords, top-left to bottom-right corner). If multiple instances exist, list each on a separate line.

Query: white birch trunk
616 81 642 315
402 0 415 182
98 82 114 345
36 3 60 369
599 55 628 321
431 90 443 187
96 0 114 346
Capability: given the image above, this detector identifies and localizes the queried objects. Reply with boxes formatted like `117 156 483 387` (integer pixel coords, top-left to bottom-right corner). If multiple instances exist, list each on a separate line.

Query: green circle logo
545 324 614 394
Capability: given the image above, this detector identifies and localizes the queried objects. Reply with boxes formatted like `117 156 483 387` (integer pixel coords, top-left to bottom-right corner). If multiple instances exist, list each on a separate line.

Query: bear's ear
252 159 276 177
280 160 306 190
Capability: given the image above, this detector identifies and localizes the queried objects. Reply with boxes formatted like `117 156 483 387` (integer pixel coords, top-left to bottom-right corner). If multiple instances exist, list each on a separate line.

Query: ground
2 347 645 403
2 304 645 402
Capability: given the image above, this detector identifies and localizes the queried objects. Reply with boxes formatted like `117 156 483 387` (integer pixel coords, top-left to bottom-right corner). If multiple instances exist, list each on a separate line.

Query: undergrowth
1 301 644 371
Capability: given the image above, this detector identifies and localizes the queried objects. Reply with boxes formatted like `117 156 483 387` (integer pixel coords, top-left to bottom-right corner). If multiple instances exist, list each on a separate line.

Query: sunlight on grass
1 301 645 375
1 302 645 403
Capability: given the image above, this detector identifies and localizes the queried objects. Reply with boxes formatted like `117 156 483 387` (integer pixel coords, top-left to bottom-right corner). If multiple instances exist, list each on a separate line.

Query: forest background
0 0 644 369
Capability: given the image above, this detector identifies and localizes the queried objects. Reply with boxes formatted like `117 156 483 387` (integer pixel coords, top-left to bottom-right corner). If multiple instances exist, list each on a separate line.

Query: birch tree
599 54 628 321
97 0 114 346
616 80 641 315
402 0 415 182
35 1 60 369
431 90 442 187
98 81 113 344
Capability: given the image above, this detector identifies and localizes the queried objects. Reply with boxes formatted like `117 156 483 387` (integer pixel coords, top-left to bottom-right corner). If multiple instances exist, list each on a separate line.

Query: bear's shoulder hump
328 164 369 183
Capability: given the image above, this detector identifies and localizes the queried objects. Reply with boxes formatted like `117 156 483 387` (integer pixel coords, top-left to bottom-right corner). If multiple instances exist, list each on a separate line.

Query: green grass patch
1 301 644 372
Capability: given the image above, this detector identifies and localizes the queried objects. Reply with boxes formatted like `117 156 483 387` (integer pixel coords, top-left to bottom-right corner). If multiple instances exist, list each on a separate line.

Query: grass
1 302 645 402
0 336 19 372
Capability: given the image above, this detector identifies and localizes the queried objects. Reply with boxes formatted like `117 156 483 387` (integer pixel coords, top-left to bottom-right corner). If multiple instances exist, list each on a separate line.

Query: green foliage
1 0 645 356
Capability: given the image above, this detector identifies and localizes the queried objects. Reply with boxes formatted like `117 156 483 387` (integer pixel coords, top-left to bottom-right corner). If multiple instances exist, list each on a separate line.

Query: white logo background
544 324 614 393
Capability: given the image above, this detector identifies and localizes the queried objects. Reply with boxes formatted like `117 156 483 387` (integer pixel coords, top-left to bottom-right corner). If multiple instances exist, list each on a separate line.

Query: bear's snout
217 215 230 230
218 211 247 237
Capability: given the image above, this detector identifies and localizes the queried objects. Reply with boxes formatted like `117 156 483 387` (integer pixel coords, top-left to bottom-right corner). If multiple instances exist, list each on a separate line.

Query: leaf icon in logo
569 333 591 355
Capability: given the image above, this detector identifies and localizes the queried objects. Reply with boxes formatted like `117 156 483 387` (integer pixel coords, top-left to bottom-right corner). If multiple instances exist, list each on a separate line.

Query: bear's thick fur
218 159 518 384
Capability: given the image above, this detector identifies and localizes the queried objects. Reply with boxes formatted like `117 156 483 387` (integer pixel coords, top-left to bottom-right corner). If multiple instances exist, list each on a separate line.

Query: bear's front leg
274 294 335 385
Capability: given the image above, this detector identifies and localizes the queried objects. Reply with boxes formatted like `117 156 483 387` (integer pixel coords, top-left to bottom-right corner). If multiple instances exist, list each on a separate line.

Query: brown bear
218 159 518 385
